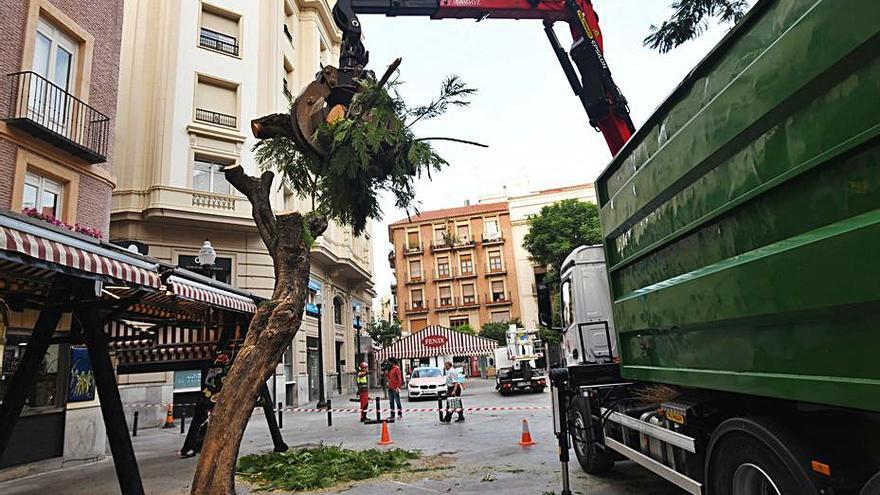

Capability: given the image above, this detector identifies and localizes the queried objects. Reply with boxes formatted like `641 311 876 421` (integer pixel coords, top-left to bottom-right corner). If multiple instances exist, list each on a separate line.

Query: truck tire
569 396 614 475
860 471 880 495
706 417 820 495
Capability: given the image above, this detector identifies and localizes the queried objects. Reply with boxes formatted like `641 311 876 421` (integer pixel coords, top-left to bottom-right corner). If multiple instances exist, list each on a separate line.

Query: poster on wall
68 346 96 402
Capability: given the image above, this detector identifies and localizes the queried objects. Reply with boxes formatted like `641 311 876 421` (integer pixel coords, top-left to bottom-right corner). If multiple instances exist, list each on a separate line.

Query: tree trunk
191 166 327 495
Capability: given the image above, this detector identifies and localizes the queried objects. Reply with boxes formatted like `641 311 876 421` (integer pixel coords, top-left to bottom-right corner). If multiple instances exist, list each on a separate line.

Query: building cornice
295 0 342 43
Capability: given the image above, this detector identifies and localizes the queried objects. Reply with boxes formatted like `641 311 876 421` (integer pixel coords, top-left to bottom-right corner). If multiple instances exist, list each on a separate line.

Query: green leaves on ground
254 71 476 235
237 445 420 491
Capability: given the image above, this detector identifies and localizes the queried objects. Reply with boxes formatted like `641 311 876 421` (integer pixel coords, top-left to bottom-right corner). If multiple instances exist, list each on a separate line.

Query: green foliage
645 0 749 53
522 199 601 281
538 326 562 345
480 318 523 345
367 318 403 349
253 73 476 235
237 445 419 491
454 323 475 335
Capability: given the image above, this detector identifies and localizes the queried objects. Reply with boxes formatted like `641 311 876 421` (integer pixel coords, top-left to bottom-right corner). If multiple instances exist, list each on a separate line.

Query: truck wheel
706 418 819 495
860 471 880 495
569 397 614 475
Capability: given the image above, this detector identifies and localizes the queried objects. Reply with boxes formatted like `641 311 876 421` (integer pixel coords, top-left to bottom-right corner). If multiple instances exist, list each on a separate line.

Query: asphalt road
0 379 684 494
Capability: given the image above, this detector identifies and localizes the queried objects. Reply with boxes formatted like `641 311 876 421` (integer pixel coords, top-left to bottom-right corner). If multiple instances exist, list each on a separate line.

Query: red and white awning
167 276 257 313
0 224 161 288
377 325 500 360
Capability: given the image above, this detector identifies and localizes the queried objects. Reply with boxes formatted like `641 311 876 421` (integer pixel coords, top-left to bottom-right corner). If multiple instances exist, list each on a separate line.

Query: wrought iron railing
199 28 239 56
4 71 110 163
195 108 237 128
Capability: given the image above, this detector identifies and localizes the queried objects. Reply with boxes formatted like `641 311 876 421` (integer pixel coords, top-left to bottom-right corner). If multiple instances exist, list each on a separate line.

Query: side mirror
537 282 554 328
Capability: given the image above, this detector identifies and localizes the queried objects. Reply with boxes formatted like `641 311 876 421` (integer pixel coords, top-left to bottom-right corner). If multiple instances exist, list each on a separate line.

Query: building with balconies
388 202 520 334
110 0 374 408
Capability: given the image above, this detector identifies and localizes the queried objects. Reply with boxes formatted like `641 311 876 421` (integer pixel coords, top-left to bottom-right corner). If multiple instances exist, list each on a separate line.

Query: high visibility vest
357 373 368 390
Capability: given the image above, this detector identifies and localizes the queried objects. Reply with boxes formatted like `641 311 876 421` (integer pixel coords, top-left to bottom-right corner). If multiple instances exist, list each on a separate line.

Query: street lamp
354 305 362 366
190 239 218 277
315 290 327 409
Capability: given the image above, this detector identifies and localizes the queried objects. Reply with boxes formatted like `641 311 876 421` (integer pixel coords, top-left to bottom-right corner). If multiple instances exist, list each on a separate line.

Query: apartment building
0 0 124 468
110 0 374 410
388 202 521 334
481 183 598 327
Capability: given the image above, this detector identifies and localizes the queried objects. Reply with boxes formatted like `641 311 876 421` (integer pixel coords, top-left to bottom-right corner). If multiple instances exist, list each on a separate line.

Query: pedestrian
357 362 370 422
386 357 403 419
442 361 464 423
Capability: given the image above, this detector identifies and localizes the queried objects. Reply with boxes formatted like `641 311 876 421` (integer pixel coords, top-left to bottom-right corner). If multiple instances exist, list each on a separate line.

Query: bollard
438 397 444 422
375 396 381 423
132 410 139 437
277 402 283 429
180 408 186 434
327 399 332 427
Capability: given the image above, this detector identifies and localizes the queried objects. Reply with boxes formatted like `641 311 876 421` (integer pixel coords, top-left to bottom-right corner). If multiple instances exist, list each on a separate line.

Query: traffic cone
163 405 174 428
518 418 536 446
377 420 394 446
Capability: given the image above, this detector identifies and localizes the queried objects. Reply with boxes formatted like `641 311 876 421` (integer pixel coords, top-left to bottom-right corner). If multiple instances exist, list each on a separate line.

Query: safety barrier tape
123 402 551 414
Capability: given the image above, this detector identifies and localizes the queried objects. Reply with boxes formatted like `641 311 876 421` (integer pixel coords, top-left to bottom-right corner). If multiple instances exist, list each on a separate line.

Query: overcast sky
359 1 737 307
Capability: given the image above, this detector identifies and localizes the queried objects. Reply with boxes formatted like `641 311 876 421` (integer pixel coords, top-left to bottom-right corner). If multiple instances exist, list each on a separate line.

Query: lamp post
315 290 327 409
354 305 362 366
192 239 217 277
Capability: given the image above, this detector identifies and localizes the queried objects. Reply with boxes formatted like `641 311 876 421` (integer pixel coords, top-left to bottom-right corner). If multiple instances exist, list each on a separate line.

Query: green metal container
595 0 880 412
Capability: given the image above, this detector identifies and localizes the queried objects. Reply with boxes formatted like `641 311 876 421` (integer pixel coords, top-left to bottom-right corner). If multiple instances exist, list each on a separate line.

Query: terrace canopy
377 325 499 361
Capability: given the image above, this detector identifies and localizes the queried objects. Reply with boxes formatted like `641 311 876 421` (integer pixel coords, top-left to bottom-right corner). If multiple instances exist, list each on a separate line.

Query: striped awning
377 325 500 360
0 223 160 289
167 275 257 313
105 320 244 367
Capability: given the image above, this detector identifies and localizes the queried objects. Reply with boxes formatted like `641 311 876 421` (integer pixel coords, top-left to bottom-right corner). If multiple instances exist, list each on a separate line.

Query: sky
360 1 736 306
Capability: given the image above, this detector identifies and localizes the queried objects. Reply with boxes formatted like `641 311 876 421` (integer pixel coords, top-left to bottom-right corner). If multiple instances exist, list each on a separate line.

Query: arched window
333 296 344 325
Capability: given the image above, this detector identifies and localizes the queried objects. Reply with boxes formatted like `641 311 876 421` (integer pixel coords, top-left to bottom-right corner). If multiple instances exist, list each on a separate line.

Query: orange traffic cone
518 418 536 446
163 405 174 428
378 420 394 446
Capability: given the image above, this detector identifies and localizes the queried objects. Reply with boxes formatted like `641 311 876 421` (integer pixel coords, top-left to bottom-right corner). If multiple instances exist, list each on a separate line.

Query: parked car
406 367 446 401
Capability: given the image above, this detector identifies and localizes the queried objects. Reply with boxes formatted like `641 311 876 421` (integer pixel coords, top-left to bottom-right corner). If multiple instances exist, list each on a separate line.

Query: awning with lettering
376 325 499 360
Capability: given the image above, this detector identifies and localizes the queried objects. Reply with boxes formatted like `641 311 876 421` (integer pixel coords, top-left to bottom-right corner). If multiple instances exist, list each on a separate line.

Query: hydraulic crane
283 0 635 158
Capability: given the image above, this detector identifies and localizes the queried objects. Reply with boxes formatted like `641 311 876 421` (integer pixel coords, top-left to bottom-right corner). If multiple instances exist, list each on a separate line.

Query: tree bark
190 165 327 495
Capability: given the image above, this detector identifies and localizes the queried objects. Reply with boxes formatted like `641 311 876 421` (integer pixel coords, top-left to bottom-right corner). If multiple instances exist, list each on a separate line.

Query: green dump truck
544 0 880 493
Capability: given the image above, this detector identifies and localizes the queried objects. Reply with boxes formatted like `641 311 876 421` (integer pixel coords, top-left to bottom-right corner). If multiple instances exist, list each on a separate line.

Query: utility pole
315 291 327 409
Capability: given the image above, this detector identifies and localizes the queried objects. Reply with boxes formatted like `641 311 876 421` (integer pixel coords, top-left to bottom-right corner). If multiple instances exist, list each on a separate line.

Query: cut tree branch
414 137 489 148
223 165 278 251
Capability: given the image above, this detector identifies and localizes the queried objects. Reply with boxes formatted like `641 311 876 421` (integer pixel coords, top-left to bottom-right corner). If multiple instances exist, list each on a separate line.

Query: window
0 332 63 409
410 318 428 333
436 256 450 278
22 172 62 217
459 253 474 275
456 223 470 242
483 218 500 240
439 286 452 307
193 156 233 194
461 283 476 304
200 6 240 56
408 259 422 280
178 254 233 284
406 230 420 250
195 76 238 128
488 250 503 272
411 289 424 308
31 19 77 126
450 316 469 328
333 297 344 325
491 280 506 302
561 280 573 328
491 310 511 322
433 224 449 244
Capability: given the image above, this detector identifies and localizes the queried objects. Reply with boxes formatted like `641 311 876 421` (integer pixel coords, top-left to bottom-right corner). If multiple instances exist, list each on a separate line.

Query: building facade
481 183 598 327
0 0 124 469
388 202 521 334
110 0 374 412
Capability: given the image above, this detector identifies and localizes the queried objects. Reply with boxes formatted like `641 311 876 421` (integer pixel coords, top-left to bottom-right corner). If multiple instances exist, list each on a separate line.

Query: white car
406 367 447 401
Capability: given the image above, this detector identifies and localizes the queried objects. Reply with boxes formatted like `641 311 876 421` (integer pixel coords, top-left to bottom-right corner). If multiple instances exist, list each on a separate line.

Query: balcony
458 267 477 279
430 239 453 252
403 244 423 256
487 291 513 306
485 265 507 276
435 297 457 311
481 234 504 246
404 272 425 285
199 28 240 56
405 301 429 314
3 72 110 163
458 295 480 308
454 238 476 249
431 267 455 281
195 108 237 128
